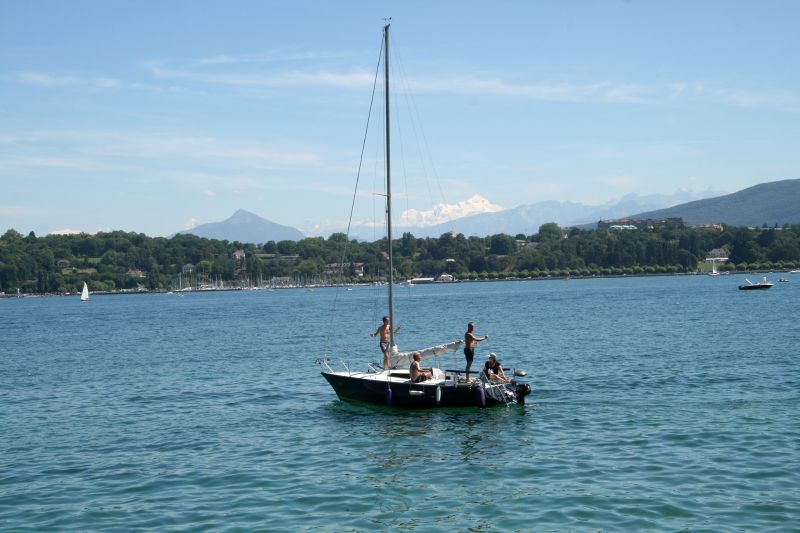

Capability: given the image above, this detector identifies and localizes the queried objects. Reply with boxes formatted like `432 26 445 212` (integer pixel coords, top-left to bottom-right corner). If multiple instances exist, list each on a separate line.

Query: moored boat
738 277 774 290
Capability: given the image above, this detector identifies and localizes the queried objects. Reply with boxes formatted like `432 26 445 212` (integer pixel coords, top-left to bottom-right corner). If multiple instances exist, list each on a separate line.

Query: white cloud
184 217 198 229
16 71 123 90
0 130 323 184
399 195 504 227
149 64 375 90
96 134 321 168
298 195 505 236
0 155 99 171
421 77 651 104
193 50 351 66
13 61 800 113
49 228 84 235
17 72 78 87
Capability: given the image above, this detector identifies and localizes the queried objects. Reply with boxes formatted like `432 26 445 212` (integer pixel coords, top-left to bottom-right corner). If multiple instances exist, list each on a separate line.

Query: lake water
1 275 798 531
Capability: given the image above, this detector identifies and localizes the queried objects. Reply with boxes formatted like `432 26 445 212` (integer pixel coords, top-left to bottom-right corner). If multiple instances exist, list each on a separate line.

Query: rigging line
394 38 456 233
370 72 386 326
387 41 411 315
343 34 384 256
388 34 423 236
324 31 384 358
371 110 383 325
391 47 413 241
393 42 436 228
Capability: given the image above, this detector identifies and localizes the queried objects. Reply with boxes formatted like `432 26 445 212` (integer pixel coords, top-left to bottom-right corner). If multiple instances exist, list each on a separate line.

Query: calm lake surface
2 275 799 531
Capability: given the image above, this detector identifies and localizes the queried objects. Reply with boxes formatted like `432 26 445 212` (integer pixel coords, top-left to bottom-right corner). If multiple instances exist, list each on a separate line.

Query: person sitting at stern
409 352 433 382
482 353 513 384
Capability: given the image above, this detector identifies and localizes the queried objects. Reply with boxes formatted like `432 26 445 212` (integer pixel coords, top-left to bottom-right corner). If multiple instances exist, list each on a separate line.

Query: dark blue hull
321 372 529 408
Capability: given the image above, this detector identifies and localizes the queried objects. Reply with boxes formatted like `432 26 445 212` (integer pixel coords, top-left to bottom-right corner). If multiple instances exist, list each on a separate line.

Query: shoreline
2 269 794 298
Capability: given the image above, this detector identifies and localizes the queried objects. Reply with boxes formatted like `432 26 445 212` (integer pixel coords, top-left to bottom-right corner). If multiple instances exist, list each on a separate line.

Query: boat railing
315 358 334 373
444 366 525 377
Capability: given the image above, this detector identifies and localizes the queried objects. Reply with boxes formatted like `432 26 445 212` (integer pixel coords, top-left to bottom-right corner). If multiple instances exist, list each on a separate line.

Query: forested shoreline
2 222 799 294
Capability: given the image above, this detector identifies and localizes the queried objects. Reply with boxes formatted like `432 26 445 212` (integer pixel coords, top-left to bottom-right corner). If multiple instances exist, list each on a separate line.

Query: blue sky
2 1 798 237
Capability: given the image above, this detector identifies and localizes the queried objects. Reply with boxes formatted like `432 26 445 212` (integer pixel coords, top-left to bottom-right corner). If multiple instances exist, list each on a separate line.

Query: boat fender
435 386 441 405
476 387 486 408
386 388 393 406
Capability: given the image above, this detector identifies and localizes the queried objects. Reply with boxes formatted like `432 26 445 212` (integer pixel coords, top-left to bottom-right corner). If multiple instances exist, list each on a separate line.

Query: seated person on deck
409 352 433 382
482 353 513 384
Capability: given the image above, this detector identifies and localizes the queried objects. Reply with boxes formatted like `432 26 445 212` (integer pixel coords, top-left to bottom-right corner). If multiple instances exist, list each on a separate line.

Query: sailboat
708 259 720 276
318 24 531 408
80 282 89 302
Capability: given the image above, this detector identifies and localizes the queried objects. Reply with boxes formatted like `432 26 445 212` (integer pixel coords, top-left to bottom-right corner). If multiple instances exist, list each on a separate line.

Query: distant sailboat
80 282 90 302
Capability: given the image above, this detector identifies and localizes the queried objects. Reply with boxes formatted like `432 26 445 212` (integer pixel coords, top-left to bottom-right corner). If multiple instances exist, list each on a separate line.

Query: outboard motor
515 383 532 404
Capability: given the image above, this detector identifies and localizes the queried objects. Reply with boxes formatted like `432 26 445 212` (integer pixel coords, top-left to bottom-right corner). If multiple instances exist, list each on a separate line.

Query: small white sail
80 282 89 302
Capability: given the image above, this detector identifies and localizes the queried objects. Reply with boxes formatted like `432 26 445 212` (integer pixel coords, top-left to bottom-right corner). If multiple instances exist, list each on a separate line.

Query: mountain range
627 179 800 227
173 179 799 244
395 180 800 237
385 188 722 238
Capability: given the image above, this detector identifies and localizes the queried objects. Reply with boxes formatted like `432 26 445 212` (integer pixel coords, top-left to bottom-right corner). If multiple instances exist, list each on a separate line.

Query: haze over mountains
173 180 799 244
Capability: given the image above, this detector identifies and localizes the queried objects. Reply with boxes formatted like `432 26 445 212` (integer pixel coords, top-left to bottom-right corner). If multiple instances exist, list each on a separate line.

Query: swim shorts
464 347 474 363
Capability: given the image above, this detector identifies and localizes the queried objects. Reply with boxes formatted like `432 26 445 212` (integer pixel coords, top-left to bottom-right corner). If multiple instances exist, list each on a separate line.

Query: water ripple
1 278 799 530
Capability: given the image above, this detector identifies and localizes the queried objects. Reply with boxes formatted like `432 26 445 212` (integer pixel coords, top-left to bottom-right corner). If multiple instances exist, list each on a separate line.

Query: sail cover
389 339 464 369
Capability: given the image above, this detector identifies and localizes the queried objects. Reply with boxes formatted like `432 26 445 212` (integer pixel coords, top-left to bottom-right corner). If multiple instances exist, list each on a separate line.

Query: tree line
1 222 799 294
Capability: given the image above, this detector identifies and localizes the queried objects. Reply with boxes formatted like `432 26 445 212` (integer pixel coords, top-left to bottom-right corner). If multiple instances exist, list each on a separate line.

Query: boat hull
321 371 529 408
738 284 773 290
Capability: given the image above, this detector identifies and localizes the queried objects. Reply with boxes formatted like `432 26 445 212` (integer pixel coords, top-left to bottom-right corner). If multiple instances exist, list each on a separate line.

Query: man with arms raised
370 315 400 369
464 322 488 382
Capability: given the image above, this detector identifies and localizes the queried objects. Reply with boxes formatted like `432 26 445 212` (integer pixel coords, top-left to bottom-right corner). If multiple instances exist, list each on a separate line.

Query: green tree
537 223 563 242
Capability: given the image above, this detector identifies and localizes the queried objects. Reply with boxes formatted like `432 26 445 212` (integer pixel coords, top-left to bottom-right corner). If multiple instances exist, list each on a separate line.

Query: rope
324 32 384 359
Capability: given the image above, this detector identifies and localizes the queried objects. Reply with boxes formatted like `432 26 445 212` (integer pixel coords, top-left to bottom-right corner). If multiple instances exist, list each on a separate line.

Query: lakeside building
598 217 684 231
692 223 725 232
324 262 365 277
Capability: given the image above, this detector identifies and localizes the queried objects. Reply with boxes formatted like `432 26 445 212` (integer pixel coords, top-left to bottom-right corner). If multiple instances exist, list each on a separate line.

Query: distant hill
403 189 721 238
628 179 800 226
179 209 305 243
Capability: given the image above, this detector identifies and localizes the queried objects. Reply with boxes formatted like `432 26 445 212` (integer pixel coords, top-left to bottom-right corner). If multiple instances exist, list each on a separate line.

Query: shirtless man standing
464 322 488 382
370 315 400 368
